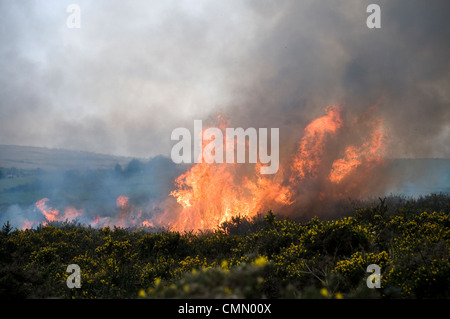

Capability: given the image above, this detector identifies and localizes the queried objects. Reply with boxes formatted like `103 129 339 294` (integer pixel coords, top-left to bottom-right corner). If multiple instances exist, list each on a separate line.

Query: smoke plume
0 1 449 230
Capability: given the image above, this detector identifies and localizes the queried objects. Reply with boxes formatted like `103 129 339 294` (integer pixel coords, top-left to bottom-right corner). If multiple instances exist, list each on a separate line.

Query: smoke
0 155 184 230
0 1 449 229
221 0 450 160
221 0 450 217
0 0 449 159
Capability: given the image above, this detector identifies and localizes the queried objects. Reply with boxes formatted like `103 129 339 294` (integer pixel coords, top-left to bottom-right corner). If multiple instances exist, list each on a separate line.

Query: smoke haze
1 1 449 230
0 0 449 159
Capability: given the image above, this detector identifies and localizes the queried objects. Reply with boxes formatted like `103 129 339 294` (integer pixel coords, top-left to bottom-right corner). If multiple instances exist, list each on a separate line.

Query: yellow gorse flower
138 289 147 298
335 292 344 299
253 255 268 267
221 259 228 269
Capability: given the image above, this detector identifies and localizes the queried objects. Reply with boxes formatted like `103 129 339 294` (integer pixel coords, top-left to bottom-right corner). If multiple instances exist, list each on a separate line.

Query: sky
0 0 449 159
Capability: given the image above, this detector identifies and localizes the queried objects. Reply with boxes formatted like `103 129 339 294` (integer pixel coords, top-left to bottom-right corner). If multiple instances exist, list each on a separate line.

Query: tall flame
167 104 388 231
169 160 292 231
16 104 388 232
291 105 343 181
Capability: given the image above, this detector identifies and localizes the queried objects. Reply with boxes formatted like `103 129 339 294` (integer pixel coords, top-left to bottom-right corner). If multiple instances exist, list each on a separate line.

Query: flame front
168 104 388 232
30 198 83 229
169 160 293 231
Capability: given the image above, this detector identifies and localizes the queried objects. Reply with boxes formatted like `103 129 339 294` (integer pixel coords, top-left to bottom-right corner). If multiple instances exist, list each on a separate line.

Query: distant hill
385 158 450 196
0 144 135 170
0 144 448 196
0 145 183 211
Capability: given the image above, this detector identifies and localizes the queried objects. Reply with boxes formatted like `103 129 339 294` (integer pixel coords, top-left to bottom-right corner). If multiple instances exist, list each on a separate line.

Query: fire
167 104 388 232
22 220 32 230
24 195 147 230
35 198 59 223
33 198 85 225
329 112 387 184
291 105 343 181
169 146 292 231
329 145 361 184
169 161 244 231
93 215 102 225
63 206 84 220
116 195 129 210
142 220 153 227
15 104 388 232
169 162 292 231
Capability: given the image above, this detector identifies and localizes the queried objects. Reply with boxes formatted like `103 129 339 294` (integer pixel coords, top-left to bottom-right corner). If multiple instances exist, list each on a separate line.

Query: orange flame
116 195 129 210
167 104 388 232
169 125 293 231
22 220 32 230
169 162 292 232
35 198 59 222
291 105 343 181
63 206 84 220
142 220 153 227
20 104 388 232
93 215 102 225
33 198 84 225
329 115 387 184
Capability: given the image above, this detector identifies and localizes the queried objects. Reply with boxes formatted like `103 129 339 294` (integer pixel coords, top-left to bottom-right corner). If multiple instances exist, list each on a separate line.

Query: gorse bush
0 194 449 299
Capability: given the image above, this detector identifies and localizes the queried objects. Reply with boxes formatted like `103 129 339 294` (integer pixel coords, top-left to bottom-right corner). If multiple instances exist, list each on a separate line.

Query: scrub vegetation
0 194 449 299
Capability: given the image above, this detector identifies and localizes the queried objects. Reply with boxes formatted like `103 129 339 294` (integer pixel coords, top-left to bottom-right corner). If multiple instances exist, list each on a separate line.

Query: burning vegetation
12 104 391 232
164 104 389 232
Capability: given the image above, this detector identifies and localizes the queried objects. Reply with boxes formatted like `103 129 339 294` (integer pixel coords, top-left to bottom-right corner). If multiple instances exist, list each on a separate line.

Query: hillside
0 145 184 213
1 144 448 196
0 144 448 221
0 144 134 171
386 158 450 196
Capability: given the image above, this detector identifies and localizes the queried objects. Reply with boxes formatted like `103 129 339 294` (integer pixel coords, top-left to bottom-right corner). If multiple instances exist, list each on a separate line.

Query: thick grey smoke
0 0 449 159
222 0 450 160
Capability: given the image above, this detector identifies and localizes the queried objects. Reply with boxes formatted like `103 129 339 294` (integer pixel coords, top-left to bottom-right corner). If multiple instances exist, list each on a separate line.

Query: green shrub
0 194 448 299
